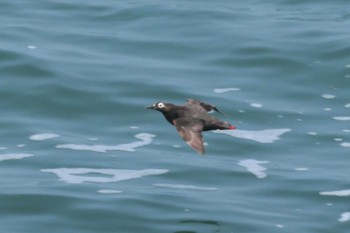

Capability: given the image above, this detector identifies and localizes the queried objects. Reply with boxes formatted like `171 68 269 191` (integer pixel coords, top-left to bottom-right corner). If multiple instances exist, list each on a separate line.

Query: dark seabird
146 99 236 154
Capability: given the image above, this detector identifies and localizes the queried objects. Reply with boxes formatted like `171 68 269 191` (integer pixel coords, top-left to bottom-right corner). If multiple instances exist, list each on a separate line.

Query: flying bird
146 99 236 154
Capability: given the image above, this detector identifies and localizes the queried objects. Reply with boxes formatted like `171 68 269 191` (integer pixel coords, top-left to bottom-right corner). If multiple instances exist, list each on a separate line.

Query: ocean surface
1 1 350 232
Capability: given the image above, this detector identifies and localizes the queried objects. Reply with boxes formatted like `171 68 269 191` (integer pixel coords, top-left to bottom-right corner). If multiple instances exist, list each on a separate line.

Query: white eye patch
157 102 165 108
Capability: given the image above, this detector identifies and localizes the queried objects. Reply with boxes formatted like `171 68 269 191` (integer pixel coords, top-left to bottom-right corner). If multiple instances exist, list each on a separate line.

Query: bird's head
146 102 170 112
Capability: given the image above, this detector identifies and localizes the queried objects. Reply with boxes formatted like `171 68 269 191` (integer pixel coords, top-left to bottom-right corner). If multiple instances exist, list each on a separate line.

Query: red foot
228 125 236 130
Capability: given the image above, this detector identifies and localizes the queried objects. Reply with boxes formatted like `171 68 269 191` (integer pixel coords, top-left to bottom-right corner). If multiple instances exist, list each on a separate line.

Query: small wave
319 189 350 197
97 189 123 194
338 212 350 222
153 183 218 191
213 87 240 93
321 94 336 99
333 116 350 121
340 142 350 147
41 168 168 184
56 133 155 152
238 159 269 179
307 132 317 135
29 133 59 141
294 167 309 171
27 45 36 50
250 102 263 108
0 153 33 162
214 128 291 143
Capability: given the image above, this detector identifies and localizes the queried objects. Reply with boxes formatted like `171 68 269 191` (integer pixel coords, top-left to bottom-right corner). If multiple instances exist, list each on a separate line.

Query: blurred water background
1 0 350 232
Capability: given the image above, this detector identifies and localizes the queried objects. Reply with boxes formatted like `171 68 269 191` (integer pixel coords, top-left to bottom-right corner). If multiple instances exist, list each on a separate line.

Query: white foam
345 64 350 68
338 212 350 222
275 224 284 228
213 87 240 93
324 108 332 111
41 168 168 184
97 189 123 194
334 138 343 142
0 153 33 162
16 144 26 148
295 167 309 171
0 147 7 150
238 159 269 179
88 138 98 141
214 128 291 143
153 184 218 191
320 189 350 197
27 45 36 49
56 144 109 152
333 116 350 121
250 103 263 108
307 132 317 135
29 133 59 141
56 133 155 152
340 142 350 147
322 94 336 99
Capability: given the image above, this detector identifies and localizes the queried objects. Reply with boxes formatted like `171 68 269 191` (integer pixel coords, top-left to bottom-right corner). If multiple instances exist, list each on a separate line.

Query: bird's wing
174 120 205 155
186 99 228 117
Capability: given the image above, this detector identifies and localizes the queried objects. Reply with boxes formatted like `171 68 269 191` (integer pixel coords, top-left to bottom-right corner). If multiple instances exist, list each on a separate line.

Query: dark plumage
146 99 236 154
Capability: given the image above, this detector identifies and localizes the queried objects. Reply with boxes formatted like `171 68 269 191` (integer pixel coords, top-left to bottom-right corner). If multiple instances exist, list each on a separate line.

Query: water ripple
41 168 168 184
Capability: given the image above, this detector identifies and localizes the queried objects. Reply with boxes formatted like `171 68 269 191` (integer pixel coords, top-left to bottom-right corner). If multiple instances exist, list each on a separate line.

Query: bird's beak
146 105 155 109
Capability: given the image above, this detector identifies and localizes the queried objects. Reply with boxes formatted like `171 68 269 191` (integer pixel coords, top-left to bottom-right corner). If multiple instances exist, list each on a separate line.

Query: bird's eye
157 103 165 108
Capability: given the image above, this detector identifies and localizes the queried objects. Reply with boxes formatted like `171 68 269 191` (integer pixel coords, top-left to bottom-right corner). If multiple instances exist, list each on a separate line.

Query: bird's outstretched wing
173 120 205 155
186 99 228 117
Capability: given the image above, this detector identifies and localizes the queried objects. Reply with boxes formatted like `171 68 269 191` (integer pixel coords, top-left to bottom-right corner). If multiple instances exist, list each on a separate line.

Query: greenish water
1 1 350 232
